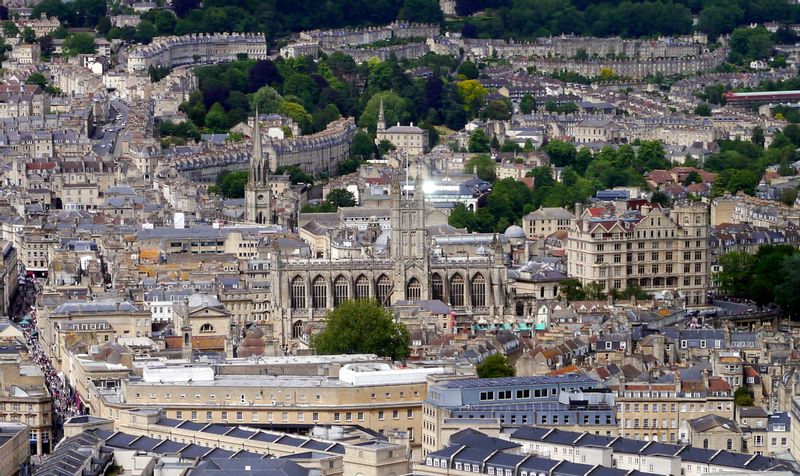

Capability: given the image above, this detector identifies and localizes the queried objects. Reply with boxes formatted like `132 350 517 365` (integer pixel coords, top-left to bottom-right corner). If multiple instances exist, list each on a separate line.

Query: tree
359 91 411 134
310 299 410 361
210 170 248 198
468 129 490 153
351 130 375 160
26 73 48 89
715 252 756 298
482 99 511 121
734 387 754 407
96 16 112 35
751 126 765 148
519 94 536 114
650 191 671 208
779 188 799 207
776 255 800 320
456 80 487 117
543 140 577 167
21 27 36 44
560 278 585 301
326 189 356 207
682 171 703 186
476 354 515 378
62 33 96 56
248 59 281 91
399 0 443 24
694 103 712 117
448 203 475 230
205 102 228 132
457 60 479 80
251 86 283 114
278 101 312 133
2 21 19 38
464 154 496 182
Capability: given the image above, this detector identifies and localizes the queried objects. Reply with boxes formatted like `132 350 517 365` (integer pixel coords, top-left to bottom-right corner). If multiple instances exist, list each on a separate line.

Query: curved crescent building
127 32 269 74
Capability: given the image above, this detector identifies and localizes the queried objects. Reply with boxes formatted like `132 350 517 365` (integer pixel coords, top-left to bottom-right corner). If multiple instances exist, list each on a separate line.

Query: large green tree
359 91 412 135
476 354 515 378
464 154 496 181
311 299 410 361
62 33 96 56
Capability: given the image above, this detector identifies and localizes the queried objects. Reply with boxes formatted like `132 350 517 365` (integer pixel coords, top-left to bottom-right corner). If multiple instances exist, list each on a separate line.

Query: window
292 320 304 339
703 439 708 449
206 411 212 420
378 411 385 420
450 274 465 307
221 411 228 421
199 323 214 333
376 274 392 306
406 277 421 301
355 274 370 299
291 276 306 309
176 411 183 419
333 275 348 306
431 273 444 301
393 410 399 419
471 274 486 306
312 276 327 309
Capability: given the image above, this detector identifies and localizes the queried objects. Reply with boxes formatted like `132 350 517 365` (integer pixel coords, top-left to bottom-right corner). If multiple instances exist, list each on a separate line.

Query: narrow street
11 276 87 451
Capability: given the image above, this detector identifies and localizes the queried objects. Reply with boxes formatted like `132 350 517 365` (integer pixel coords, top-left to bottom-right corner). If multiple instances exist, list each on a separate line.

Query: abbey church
243 114 512 350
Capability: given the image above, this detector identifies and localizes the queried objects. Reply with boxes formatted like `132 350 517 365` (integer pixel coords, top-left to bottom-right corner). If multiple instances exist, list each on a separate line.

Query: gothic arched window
312 276 327 309
290 276 306 309
471 274 486 307
406 278 421 301
450 274 464 307
333 275 348 306
431 273 443 302
355 275 370 300
292 320 303 339
376 274 392 306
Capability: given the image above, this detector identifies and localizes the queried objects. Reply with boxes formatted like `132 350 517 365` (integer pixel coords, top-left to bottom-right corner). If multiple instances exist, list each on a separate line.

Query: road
92 98 130 157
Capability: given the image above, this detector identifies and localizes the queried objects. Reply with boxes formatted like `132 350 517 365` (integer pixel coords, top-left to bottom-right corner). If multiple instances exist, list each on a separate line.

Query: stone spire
253 107 263 166
377 97 386 133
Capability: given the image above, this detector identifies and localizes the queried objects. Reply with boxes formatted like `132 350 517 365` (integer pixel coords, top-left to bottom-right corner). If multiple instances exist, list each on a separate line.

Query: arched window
703 439 708 449
292 320 303 339
355 275 370 300
200 323 214 333
290 276 306 309
183 333 190 345
471 274 486 307
376 275 392 306
726 439 732 450
450 274 464 307
406 278 421 301
431 273 443 302
333 275 348 306
312 276 327 309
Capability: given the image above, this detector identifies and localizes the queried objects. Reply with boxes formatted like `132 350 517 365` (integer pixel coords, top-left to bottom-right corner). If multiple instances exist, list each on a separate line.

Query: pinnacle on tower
252 107 263 162
377 97 386 133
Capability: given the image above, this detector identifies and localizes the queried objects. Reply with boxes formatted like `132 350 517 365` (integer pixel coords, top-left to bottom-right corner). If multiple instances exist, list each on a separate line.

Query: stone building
268 176 509 351
126 33 269 74
375 99 429 157
0 355 52 455
0 423 29 475
567 202 709 306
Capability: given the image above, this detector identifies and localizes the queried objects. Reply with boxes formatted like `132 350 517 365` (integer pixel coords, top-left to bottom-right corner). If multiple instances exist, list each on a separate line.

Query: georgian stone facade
126 33 268 74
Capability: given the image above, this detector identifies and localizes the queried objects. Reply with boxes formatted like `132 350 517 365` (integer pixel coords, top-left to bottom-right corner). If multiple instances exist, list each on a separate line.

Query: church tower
377 97 386 133
245 109 273 224
390 171 429 303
